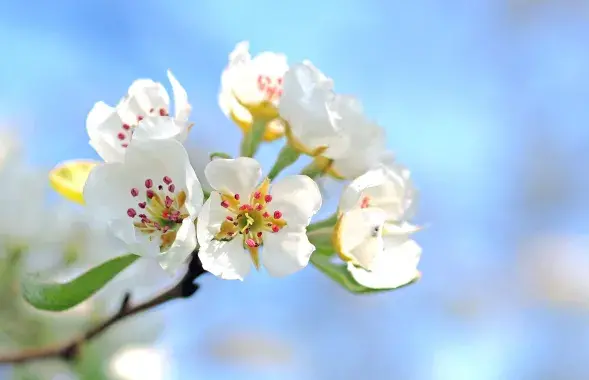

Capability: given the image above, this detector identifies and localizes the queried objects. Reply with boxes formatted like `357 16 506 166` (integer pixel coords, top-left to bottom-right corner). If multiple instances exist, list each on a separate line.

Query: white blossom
87 70 192 163
197 157 322 280
83 139 203 274
218 41 288 140
335 163 421 288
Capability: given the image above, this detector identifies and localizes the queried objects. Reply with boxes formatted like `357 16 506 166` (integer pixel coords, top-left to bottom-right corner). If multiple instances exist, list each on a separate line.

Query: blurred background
1 0 589 378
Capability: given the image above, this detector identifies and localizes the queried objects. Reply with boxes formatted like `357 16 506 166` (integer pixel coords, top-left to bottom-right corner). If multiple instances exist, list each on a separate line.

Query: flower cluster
50 41 423 290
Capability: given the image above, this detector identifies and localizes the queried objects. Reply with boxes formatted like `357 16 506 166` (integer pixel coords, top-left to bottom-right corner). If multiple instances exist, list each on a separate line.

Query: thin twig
0 251 206 364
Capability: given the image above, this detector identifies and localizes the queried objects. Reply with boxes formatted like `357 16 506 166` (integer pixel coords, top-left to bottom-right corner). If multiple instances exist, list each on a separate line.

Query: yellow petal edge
49 160 99 205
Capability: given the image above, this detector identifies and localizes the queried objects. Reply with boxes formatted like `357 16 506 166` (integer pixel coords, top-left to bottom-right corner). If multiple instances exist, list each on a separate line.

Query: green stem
307 212 338 232
240 118 267 157
267 145 301 181
209 152 232 161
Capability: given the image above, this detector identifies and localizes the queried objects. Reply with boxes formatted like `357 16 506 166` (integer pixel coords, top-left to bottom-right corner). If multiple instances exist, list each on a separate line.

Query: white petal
335 207 387 270
127 79 170 115
262 229 314 277
338 164 415 221
331 122 387 179
158 218 197 274
232 52 288 106
124 139 203 217
197 196 251 280
83 162 135 222
228 41 252 65
347 240 421 289
108 217 161 257
269 175 322 224
204 157 261 197
196 192 231 235
167 70 191 122
279 62 350 155
133 116 189 143
218 89 253 124
86 101 127 162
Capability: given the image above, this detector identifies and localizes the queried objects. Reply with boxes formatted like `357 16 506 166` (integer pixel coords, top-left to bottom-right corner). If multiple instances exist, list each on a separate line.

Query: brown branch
0 251 207 365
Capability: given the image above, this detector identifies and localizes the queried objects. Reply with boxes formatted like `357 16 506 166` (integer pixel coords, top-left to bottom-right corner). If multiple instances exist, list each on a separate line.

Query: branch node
181 281 199 298
119 292 132 314
60 343 80 362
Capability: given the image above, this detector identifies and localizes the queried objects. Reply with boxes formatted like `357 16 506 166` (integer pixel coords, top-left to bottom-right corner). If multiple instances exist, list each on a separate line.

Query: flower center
116 108 170 149
257 75 283 103
126 175 188 251
213 179 286 248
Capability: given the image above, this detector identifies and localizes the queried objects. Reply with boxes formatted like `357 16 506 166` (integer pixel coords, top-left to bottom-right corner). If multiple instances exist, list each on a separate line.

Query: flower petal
204 157 261 197
86 101 127 162
262 228 314 277
83 162 135 222
331 122 387 179
197 196 251 280
269 175 322 225
158 218 197 274
338 163 416 221
133 116 189 143
124 138 203 217
127 79 170 115
347 240 421 289
334 207 387 270
167 70 191 122
279 62 349 155
49 160 99 205
232 52 288 106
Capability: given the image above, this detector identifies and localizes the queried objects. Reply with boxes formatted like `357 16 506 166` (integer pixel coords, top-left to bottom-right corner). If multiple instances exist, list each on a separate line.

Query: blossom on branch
219 41 288 141
87 71 192 163
197 157 322 280
83 138 203 274
334 162 421 288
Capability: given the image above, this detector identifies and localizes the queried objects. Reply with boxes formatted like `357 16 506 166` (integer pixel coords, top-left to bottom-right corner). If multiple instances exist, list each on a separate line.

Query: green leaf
209 152 233 161
240 118 267 157
21 254 140 311
307 212 338 232
307 227 335 254
267 144 301 180
310 253 419 294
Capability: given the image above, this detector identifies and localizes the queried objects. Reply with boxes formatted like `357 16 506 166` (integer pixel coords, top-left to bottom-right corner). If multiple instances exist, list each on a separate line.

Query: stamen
138 202 146 209
257 232 263 238
234 194 240 200
122 124 131 130
264 194 272 203
226 216 234 221
127 208 137 218
273 211 282 219
145 179 153 188
146 190 155 199
254 191 261 199
168 184 175 192
245 238 256 248
131 188 139 197
221 200 229 208
360 196 370 209
117 133 126 140
272 225 279 233
263 212 270 218
163 176 172 185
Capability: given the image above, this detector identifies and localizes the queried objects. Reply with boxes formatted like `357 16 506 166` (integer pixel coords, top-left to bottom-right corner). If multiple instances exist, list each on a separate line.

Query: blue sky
2 0 589 379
